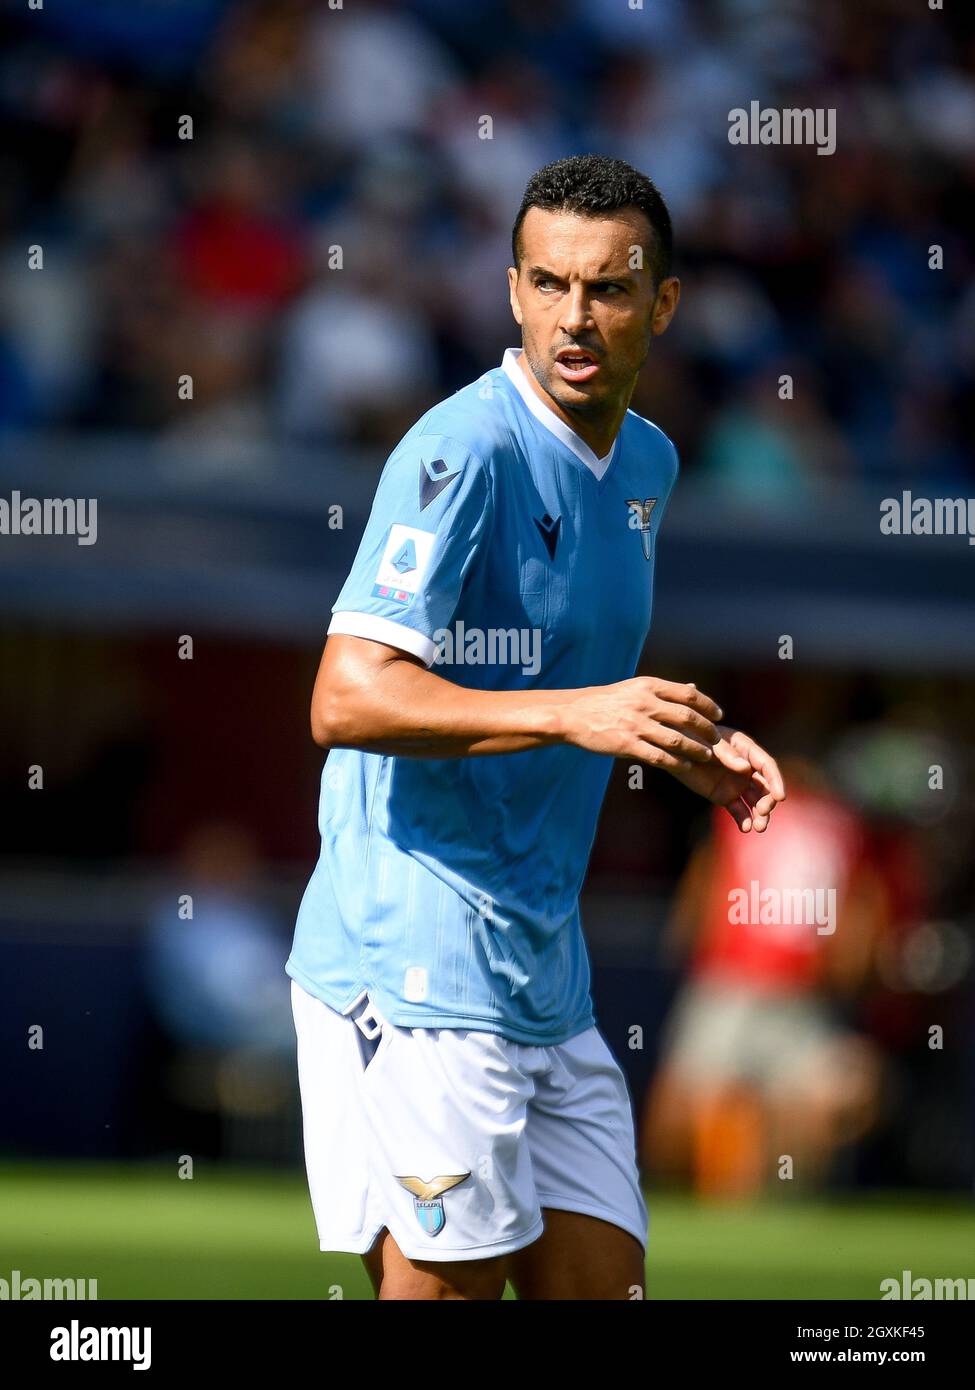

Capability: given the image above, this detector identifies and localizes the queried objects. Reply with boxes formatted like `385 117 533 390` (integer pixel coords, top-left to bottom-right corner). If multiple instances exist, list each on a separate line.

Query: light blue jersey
286 348 679 1044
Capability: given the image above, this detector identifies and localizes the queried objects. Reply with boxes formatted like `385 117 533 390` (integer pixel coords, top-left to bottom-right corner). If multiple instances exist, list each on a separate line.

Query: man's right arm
311 634 723 769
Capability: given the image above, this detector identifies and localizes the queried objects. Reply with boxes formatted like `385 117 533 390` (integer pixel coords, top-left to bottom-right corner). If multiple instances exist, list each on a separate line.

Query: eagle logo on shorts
396 1173 470 1236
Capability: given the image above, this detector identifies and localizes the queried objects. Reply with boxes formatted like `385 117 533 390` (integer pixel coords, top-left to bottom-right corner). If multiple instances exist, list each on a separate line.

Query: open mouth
554 348 601 383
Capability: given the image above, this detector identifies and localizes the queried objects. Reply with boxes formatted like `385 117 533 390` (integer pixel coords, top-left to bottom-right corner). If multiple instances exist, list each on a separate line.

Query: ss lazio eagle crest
395 1172 470 1236
625 497 657 560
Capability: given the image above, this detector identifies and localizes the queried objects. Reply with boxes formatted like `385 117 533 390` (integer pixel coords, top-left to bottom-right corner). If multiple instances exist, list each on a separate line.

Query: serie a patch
372 524 436 605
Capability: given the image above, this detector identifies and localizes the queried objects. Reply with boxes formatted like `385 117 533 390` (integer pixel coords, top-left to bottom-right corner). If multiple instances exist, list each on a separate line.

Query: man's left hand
665 726 786 832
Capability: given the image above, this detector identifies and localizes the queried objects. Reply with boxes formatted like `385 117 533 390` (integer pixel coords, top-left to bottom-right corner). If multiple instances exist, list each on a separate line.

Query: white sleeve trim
327 611 437 667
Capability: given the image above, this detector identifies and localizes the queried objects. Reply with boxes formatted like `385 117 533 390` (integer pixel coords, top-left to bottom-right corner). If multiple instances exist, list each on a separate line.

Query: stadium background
1 0 972 1299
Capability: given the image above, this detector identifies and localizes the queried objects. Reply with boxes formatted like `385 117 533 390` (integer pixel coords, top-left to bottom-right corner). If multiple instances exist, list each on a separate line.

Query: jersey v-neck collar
500 347 618 482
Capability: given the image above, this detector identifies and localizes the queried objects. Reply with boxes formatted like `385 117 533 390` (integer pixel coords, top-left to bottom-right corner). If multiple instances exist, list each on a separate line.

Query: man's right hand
312 636 723 765
559 676 723 769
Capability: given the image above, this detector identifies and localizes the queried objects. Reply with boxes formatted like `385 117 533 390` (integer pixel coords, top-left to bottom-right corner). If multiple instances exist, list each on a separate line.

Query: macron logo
534 512 561 559
419 458 460 510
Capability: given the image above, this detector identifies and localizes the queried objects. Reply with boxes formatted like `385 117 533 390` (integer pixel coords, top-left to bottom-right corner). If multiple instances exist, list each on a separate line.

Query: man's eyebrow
526 265 637 284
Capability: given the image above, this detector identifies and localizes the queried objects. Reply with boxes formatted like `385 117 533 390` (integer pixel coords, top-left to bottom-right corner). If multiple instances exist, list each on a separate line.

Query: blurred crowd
2 0 974 500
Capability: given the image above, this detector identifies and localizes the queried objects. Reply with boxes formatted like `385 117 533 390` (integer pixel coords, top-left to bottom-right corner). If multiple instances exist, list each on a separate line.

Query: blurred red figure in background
641 758 886 1198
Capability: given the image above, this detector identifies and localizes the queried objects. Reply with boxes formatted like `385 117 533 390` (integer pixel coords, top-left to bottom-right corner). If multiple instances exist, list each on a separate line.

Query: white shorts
291 979 648 1263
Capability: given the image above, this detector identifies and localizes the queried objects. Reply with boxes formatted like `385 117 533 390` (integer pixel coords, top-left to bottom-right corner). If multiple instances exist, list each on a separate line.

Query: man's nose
558 287 594 335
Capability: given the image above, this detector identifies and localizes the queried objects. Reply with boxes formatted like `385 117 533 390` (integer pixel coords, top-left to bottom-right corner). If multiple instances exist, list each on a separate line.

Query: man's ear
650 276 681 338
507 266 523 326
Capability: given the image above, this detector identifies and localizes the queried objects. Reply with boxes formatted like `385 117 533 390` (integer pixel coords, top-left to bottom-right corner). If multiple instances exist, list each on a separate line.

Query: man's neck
516 350 631 460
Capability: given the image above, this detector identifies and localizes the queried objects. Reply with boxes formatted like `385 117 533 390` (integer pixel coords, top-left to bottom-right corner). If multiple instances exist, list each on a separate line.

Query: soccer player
287 154 786 1300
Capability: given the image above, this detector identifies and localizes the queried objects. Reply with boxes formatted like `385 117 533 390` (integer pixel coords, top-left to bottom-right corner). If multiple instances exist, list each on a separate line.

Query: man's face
507 207 680 417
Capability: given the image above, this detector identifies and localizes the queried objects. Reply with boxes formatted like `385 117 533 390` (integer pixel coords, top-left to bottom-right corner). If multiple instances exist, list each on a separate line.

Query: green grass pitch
1 1162 972 1300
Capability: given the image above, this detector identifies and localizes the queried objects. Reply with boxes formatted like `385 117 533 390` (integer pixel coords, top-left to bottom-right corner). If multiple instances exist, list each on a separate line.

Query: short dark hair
511 154 673 285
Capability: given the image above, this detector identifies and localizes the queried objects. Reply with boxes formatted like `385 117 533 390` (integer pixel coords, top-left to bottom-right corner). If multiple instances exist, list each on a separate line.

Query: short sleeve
664 439 680 505
327 433 494 666
652 436 680 528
